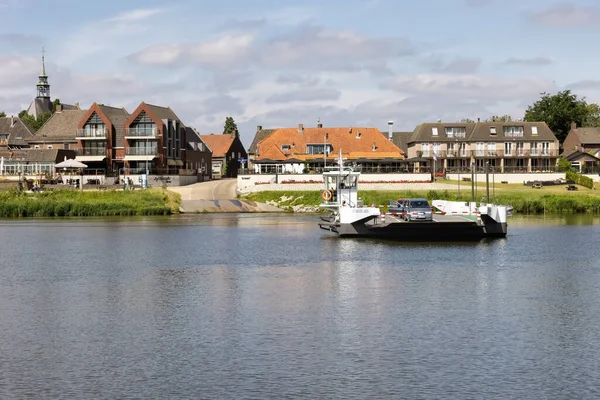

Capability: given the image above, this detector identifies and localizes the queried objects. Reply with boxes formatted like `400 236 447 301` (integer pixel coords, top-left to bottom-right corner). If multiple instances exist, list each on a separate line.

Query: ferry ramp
168 179 283 213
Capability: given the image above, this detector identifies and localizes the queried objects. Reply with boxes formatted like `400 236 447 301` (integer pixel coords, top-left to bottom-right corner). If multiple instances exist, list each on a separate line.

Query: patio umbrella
54 158 88 169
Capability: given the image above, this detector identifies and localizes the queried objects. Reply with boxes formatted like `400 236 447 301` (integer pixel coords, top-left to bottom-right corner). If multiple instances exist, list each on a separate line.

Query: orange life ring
322 190 332 201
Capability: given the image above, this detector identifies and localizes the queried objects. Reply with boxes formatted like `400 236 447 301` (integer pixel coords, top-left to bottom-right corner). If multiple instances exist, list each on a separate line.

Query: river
1 214 599 399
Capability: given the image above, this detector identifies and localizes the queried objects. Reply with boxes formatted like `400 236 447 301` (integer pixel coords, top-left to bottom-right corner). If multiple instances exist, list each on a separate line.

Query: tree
19 111 51 130
223 116 239 137
524 90 594 143
557 156 574 172
0 111 6 118
460 118 474 123
52 98 61 113
486 115 513 122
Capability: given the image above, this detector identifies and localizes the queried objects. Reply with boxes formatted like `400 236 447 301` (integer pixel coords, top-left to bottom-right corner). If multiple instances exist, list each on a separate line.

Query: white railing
125 127 157 137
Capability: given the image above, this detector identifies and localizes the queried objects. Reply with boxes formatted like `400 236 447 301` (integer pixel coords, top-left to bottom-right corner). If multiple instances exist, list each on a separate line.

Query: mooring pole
485 162 490 203
471 162 475 204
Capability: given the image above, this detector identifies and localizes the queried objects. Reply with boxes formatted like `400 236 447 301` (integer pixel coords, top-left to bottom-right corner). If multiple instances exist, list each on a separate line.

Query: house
562 122 600 158
26 108 89 151
248 125 275 170
123 103 187 174
199 133 247 178
562 150 600 173
250 123 405 174
184 127 212 181
75 103 129 173
0 116 36 150
405 121 560 173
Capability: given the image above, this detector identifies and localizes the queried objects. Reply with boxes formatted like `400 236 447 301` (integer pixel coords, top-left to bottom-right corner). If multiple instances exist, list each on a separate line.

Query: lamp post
145 137 149 189
18 166 22 192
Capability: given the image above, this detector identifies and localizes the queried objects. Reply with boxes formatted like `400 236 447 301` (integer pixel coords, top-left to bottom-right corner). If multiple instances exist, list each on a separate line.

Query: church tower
26 47 53 119
37 47 50 99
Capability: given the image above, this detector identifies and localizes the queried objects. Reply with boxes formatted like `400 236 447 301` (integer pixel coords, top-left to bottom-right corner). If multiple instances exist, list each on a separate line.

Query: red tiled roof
256 127 404 161
199 134 235 157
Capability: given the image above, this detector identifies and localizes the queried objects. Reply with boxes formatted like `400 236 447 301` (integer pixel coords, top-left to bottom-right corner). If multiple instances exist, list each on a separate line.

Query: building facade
406 121 560 173
199 133 247 178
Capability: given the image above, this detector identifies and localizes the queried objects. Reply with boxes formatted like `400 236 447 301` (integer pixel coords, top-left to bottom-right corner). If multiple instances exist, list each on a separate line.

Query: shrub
566 170 594 189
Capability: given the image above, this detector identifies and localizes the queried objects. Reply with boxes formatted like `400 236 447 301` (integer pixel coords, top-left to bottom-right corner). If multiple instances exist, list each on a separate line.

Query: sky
1 0 600 147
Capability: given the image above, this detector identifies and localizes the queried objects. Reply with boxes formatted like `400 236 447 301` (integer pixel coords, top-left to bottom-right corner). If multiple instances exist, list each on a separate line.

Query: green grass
243 187 600 214
0 188 180 218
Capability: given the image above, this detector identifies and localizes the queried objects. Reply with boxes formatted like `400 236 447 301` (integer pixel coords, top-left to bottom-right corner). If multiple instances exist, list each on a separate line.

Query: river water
1 214 599 399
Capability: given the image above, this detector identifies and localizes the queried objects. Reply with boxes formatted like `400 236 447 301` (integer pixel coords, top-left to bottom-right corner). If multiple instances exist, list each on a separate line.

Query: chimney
372 142 377 151
257 125 262 131
477 117 480 122
10 115 15 127
75 102 80 109
55 104 62 112
571 121 576 130
388 120 393 141
298 123 304 133
317 122 323 128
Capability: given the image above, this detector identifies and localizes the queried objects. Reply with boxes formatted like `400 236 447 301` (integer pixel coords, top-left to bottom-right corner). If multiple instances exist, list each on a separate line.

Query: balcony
125 128 158 139
75 128 107 140
74 148 108 162
124 147 159 161
530 149 558 157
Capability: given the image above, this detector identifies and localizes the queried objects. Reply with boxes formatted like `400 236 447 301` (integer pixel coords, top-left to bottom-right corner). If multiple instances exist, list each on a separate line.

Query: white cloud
503 56 552 66
529 3 600 27
108 8 163 23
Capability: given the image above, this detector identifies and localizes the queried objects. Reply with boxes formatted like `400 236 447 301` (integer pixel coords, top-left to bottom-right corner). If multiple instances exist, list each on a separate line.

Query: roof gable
199 134 235 157
0 117 36 146
249 128 275 155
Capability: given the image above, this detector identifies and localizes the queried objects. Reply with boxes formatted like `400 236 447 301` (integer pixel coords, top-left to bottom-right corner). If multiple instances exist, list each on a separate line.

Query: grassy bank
0 188 181 217
243 189 600 214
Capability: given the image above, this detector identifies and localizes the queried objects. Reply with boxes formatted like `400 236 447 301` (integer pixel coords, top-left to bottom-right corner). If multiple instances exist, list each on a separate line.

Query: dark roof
563 150 600 162
98 105 129 131
185 127 211 153
391 131 412 154
408 121 558 143
0 149 76 163
26 98 53 119
572 128 600 144
61 103 80 111
26 109 88 143
249 128 275 155
0 117 36 146
145 103 181 122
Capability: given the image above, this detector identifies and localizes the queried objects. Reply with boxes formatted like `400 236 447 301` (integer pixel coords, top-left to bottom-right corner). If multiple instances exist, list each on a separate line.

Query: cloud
128 25 414 73
529 3 600 27
0 55 39 90
265 88 341 103
564 80 600 90
503 56 552 66
433 57 482 74
107 8 163 23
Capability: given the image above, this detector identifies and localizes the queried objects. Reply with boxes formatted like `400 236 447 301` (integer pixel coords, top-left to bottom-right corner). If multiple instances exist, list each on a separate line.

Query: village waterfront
1 213 600 398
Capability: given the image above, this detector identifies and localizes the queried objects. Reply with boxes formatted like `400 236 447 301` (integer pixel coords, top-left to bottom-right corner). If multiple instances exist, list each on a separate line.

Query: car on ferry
387 198 409 217
403 198 433 221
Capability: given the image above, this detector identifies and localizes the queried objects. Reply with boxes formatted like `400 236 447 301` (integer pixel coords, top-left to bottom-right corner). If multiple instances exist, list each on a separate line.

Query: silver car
404 198 433 221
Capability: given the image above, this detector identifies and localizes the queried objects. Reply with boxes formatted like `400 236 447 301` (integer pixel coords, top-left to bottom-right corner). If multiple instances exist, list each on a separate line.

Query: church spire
37 46 50 99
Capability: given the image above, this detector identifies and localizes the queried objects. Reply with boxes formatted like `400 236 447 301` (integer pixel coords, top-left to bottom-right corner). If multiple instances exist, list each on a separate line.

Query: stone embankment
239 182 462 194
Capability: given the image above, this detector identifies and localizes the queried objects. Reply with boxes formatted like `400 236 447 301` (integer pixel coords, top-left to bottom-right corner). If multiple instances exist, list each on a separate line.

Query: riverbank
242 189 600 214
0 188 180 217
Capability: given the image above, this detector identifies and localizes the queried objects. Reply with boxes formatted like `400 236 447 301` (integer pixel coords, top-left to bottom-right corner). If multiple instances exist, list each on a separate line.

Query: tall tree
0 111 6 118
524 90 592 142
486 115 513 122
223 116 239 137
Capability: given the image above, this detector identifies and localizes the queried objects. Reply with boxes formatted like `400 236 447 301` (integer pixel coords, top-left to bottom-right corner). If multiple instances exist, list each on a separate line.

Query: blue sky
1 0 600 146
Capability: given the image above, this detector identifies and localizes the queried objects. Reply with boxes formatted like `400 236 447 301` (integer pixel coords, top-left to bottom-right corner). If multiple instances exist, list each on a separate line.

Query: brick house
199 133 247 178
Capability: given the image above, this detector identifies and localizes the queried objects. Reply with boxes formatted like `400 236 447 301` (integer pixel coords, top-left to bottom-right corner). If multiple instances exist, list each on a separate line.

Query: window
516 142 524 156
34 145 40 149
490 127 496 135
445 127 466 138
504 142 512 155
64 143 70 150
421 143 430 156
487 142 496 156
47 145 53 149
432 127 438 136
281 144 290 151
432 143 441 157
541 142 550 156
531 126 538 135
459 143 467 157
476 142 484 157
306 144 332 154
504 126 523 137
530 142 539 156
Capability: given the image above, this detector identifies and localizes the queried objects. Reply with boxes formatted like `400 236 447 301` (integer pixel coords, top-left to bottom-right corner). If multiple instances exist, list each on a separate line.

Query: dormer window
531 126 538 135
504 126 523 137
281 144 290 151
372 142 377 152
432 127 438 136
490 127 497 135
446 127 466 138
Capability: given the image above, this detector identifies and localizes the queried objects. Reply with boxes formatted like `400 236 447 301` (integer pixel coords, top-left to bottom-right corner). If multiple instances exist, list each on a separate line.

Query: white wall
238 173 431 191
446 173 567 184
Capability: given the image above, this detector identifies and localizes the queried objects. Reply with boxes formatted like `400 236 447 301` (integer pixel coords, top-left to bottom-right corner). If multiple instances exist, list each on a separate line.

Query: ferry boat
318 153 511 241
